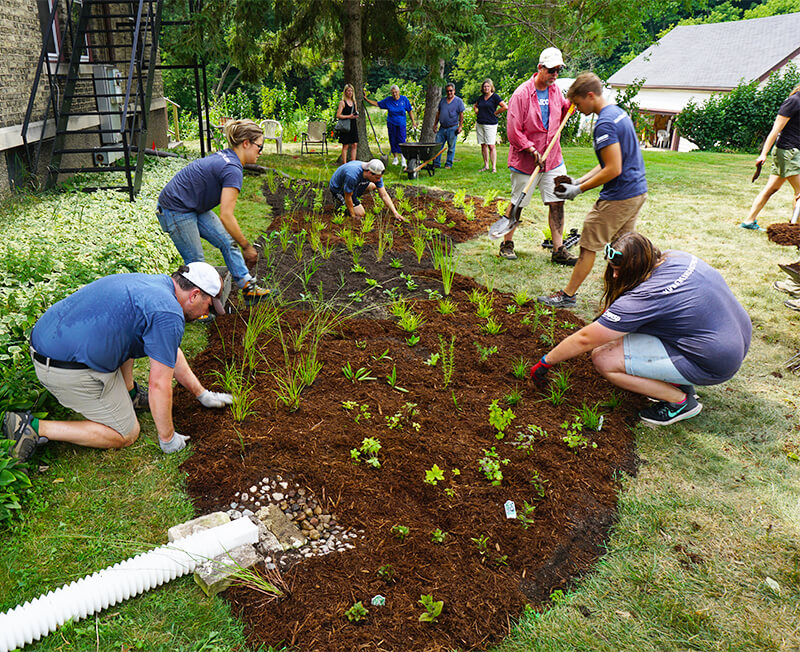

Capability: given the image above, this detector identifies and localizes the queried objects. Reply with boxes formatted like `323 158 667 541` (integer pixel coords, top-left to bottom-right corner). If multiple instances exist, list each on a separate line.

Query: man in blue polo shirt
538 71 648 308
2 263 233 461
328 159 404 222
434 83 466 169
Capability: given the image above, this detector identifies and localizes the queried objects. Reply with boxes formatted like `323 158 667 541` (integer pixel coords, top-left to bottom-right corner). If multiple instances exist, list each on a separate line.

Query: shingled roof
608 12 800 91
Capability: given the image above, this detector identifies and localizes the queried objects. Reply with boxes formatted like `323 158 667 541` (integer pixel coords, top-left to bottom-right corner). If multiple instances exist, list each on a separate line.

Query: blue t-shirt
475 93 502 125
535 88 550 130
377 96 413 127
597 251 751 385
437 96 465 128
328 161 384 197
31 274 185 373
593 104 647 201
158 149 243 214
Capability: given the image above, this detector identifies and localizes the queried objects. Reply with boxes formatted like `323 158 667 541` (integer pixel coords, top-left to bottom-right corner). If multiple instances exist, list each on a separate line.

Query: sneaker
392 156 399 165
242 281 270 306
499 240 517 260
740 221 764 231
639 393 702 426
401 155 407 168
551 245 578 266
773 279 800 297
131 381 150 412
537 290 576 308
785 298 800 312
2 411 40 462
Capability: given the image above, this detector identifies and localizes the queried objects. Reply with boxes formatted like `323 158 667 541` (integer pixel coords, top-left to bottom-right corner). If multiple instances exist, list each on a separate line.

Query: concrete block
256 504 307 550
193 543 262 597
168 511 230 542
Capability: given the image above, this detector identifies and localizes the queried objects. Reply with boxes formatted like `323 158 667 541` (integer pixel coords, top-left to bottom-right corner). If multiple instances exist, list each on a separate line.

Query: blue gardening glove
197 390 233 408
160 431 189 454
529 356 553 383
554 183 582 201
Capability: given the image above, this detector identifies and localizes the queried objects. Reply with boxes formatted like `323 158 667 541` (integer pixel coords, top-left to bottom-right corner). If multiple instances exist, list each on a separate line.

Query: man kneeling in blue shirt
2 262 234 461
328 159 404 222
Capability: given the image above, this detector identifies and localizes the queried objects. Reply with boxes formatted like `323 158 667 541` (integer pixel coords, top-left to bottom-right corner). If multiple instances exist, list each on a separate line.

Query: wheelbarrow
399 142 446 180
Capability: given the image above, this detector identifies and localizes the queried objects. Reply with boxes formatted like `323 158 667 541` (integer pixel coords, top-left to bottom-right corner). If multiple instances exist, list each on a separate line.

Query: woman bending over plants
529 232 752 426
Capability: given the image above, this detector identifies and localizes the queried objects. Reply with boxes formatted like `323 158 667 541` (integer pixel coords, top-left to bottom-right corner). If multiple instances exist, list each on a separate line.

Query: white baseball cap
181 262 225 314
539 47 564 69
366 159 385 175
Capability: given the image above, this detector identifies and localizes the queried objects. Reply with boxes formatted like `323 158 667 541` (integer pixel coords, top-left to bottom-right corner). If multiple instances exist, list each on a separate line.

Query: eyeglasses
604 242 623 264
545 65 563 74
252 140 264 153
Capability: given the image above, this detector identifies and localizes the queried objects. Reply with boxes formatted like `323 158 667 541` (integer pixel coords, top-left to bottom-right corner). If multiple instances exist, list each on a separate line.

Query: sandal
2 410 40 462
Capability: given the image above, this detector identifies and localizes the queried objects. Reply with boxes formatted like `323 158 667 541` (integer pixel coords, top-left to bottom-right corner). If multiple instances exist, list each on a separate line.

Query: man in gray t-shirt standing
434 83 465 169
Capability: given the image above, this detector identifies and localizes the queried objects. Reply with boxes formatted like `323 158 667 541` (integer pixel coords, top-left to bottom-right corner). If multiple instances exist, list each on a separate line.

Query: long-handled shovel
489 103 576 240
363 103 389 166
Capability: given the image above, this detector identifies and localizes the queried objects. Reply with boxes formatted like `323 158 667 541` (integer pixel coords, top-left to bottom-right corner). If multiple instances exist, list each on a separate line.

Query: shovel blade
489 215 520 240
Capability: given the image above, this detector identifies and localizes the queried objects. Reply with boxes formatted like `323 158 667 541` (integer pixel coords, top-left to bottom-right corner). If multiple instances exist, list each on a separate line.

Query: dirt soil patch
767 222 800 247
175 181 639 651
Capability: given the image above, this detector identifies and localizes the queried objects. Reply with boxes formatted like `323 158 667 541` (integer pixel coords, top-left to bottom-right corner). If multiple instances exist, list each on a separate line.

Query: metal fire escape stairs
22 0 163 200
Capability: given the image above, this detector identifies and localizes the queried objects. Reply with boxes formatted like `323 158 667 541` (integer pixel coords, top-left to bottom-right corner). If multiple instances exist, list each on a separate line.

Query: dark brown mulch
175 185 640 651
767 222 800 247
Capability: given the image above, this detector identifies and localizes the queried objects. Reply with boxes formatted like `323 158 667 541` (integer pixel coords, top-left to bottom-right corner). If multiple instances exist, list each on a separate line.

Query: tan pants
578 193 648 252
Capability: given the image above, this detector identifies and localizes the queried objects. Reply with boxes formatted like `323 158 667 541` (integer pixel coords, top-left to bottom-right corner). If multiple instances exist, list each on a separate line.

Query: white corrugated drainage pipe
0 516 258 652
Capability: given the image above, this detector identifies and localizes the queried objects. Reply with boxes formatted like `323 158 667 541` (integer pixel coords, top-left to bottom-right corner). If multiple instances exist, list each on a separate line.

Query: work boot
499 240 517 260
2 411 41 462
131 381 150 412
537 289 577 308
242 280 270 306
773 279 800 297
551 245 578 266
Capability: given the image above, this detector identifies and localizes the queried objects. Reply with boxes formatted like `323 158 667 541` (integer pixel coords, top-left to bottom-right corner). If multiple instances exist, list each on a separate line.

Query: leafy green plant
351 263 366 274
345 601 369 622
397 309 426 333
601 391 624 410
342 401 372 423
575 402 604 431
292 229 307 262
478 447 509 485
0 440 32 524
350 437 382 468
514 290 530 306
425 352 440 366
482 316 505 335
385 402 421 431
418 594 443 623
386 365 408 392
474 341 498 363
360 212 375 234
437 298 457 315
341 362 377 383
561 418 597 451
212 359 256 422
424 464 445 485
514 424 549 453
371 348 392 363
400 271 419 291
540 305 558 347
529 470 549 499
471 534 490 558
411 230 427 263
430 528 447 544
506 304 518 314
504 387 522 406
544 368 572 405
405 333 420 347
391 524 409 541
488 399 516 439
377 564 396 583
376 229 393 262
439 334 456 388
390 257 403 269
278 221 292 252
518 501 537 529
511 356 531 380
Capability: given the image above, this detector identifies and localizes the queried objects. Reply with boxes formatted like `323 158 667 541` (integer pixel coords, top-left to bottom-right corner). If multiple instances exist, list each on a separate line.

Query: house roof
607 12 800 90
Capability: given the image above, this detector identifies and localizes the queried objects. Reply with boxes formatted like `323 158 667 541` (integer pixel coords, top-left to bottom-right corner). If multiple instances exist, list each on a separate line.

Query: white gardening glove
197 390 233 408
160 431 190 454
554 183 583 200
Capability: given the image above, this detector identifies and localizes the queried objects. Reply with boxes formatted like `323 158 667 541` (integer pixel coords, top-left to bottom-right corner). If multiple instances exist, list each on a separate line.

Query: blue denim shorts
623 333 691 385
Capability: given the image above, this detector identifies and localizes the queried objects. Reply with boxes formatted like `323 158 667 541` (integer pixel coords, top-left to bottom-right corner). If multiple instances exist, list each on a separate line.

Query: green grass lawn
2 138 800 650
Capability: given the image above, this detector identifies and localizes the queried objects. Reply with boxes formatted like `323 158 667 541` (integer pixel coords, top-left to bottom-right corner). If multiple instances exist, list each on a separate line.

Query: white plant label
504 500 517 519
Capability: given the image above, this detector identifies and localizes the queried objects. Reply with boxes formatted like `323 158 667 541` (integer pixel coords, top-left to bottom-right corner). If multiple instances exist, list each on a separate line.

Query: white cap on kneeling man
366 159 385 175
181 262 225 314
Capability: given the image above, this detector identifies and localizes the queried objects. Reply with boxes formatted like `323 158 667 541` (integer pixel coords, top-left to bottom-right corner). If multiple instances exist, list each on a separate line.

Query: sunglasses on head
604 242 623 264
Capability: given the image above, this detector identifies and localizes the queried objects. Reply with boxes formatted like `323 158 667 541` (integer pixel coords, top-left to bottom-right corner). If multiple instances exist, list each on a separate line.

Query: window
36 0 92 63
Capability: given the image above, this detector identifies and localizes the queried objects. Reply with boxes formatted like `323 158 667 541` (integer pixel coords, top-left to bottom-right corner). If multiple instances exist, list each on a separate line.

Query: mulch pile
767 222 800 247
174 181 640 650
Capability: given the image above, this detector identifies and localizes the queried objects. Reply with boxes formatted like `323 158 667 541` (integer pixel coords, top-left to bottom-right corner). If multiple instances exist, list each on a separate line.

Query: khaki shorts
510 163 567 207
33 359 138 436
578 193 648 252
771 147 800 178
475 123 498 146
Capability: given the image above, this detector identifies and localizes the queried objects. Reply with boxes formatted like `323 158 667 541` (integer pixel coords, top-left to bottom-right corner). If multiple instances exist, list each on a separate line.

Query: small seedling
391 524 409 541
386 364 409 392
354 339 367 349
504 388 522 406
351 263 367 274
514 290 530 306
350 437 382 468
406 333 421 347
482 316 506 335
371 348 392 363
341 362 377 383
561 418 597 451
425 352 441 366
431 529 447 544
488 399 516 439
377 564 396 583
424 288 442 300
471 534 490 558
511 356 531 380
418 594 443 623
437 298 457 315
514 424 549 453
575 401 604 431
601 391 624 409
518 501 537 529
478 447 509 485
474 341 498 363
506 304 519 314
439 334 456 388
424 464 445 485
345 601 369 622
529 470 548 499
390 257 403 268
385 402 420 431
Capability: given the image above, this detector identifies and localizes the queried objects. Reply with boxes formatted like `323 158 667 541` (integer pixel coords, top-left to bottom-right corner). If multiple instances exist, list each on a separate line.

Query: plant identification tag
504 500 517 519
597 415 604 431
371 594 386 606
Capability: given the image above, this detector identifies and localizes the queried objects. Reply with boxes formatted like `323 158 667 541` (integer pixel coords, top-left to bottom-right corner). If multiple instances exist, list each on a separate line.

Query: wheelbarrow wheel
407 159 420 180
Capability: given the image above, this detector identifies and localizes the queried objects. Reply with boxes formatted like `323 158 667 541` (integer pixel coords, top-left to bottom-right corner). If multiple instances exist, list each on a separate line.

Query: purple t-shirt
377 95 413 127
158 149 243 214
593 104 647 201
437 96 465 128
31 274 185 373
597 251 751 386
475 93 502 125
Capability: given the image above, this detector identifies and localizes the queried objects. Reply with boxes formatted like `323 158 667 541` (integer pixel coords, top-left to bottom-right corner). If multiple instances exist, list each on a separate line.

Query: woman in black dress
336 84 359 165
